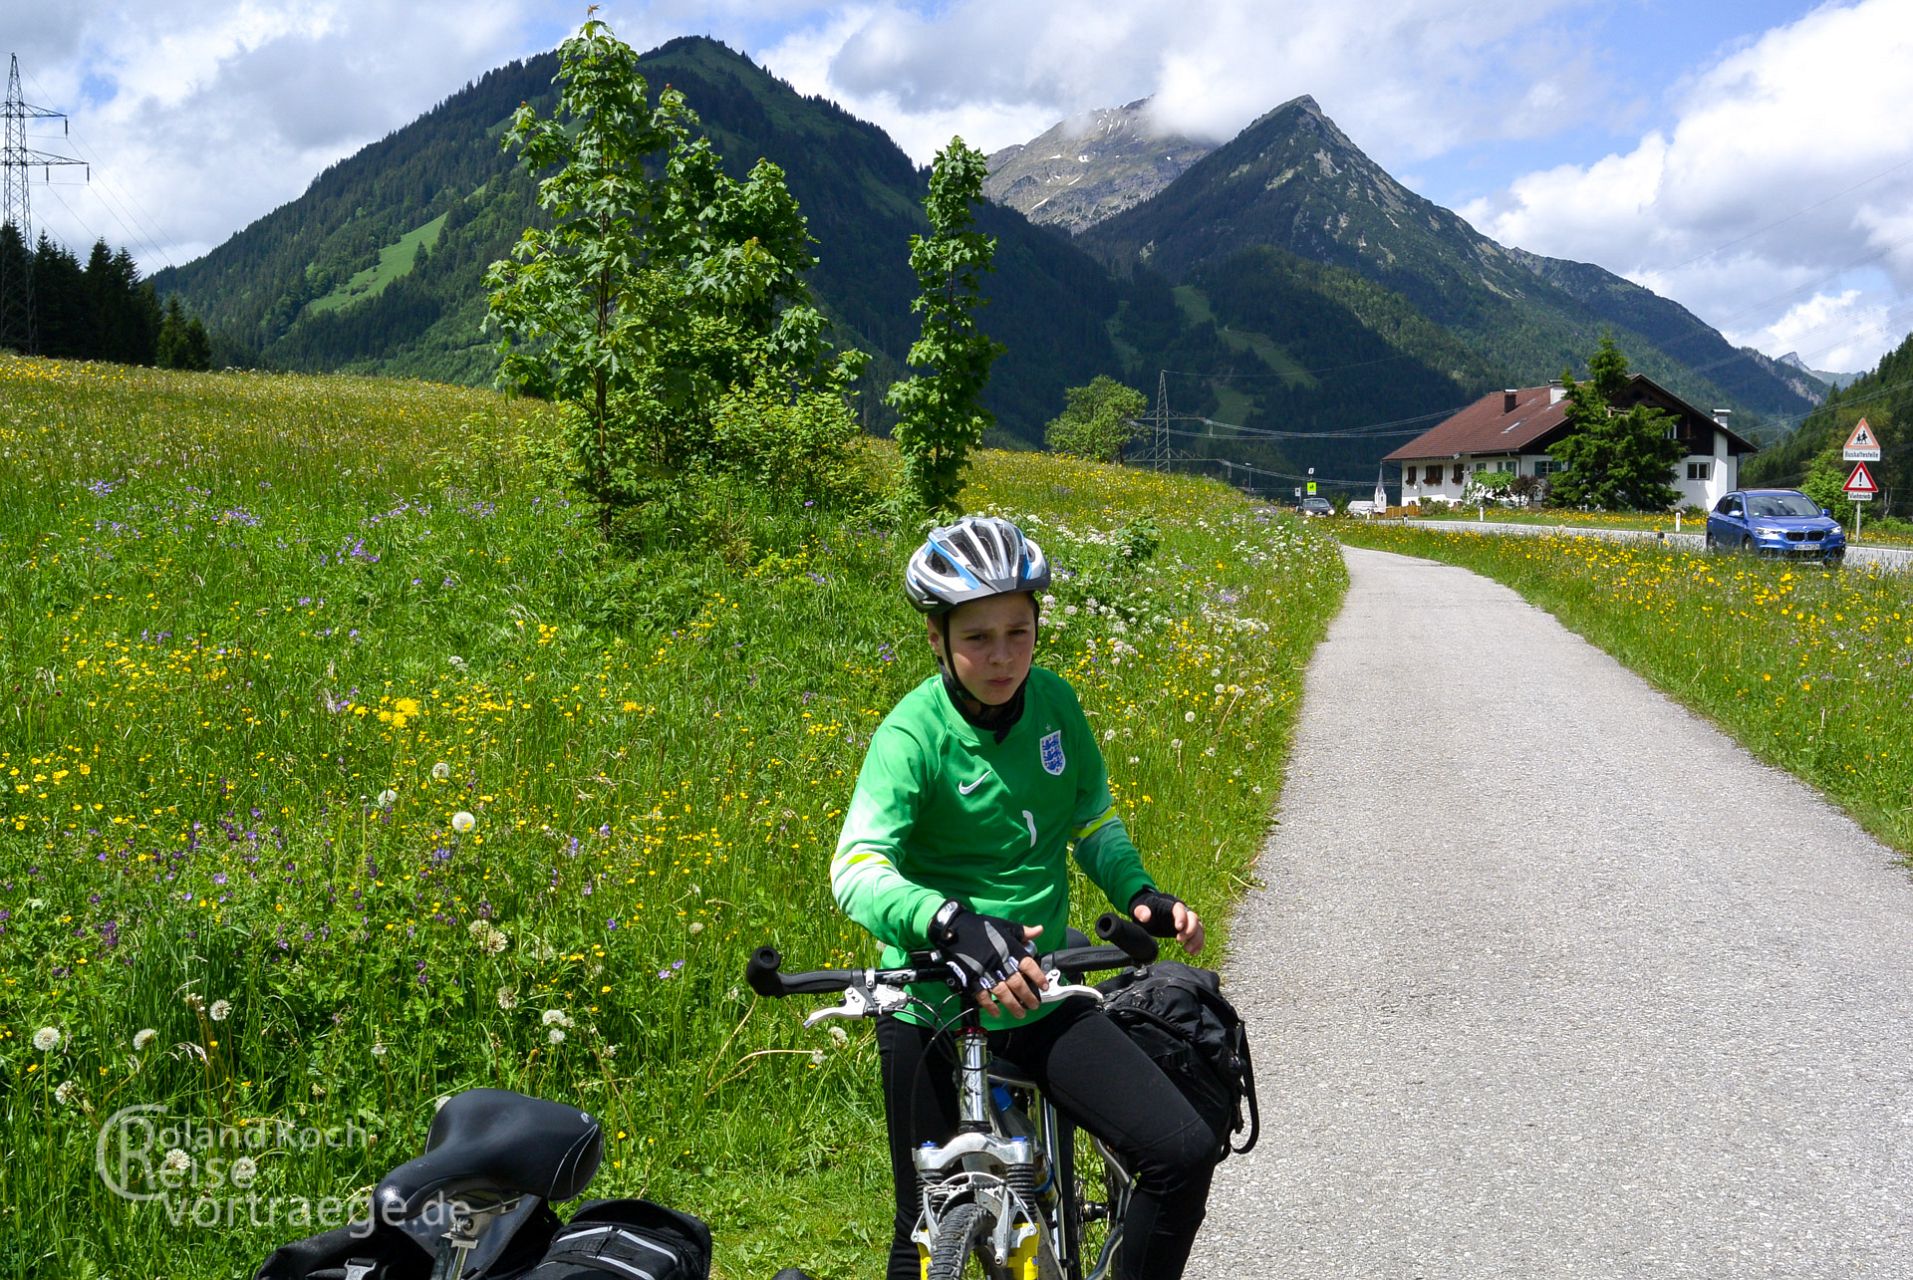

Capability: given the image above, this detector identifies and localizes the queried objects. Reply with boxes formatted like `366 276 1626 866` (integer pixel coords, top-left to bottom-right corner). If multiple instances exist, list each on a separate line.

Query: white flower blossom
432 762 451 781
496 986 519 1011
54 1079 79 1106
827 1025 849 1047
32 1027 60 1052
163 1149 193 1175
688 921 705 935
541 1009 573 1028
376 789 398 809
451 811 476 834
133 1028 158 1051
209 999 232 1022
229 1156 258 1186
548 1028 566 1046
370 1042 387 1058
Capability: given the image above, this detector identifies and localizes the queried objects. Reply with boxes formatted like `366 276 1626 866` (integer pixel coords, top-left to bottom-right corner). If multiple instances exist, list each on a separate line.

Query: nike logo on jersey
958 773 990 795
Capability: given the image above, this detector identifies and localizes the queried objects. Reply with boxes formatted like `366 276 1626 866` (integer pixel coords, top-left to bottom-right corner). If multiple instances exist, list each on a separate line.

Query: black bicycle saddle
373 1088 603 1221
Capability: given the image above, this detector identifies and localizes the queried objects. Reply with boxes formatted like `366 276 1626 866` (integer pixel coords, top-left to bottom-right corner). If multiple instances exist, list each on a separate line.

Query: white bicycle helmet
904 516 1051 615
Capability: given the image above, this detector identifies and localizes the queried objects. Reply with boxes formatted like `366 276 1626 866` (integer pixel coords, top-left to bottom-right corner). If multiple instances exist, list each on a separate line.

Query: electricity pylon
2 54 88 353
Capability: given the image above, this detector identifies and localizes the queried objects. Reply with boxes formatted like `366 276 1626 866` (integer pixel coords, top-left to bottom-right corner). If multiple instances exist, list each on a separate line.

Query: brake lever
1037 970 1105 1006
801 983 910 1027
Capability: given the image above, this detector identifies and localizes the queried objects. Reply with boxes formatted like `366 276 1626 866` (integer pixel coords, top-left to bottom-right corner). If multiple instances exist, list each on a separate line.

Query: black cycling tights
877 1001 1217 1280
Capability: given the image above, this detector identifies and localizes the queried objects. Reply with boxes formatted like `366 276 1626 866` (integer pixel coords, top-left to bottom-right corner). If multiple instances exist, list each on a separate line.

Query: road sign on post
1845 461 1878 500
1306 480 1317 496
1843 418 1881 462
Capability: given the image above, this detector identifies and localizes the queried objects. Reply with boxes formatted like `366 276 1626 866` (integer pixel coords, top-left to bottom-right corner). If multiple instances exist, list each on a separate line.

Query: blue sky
8 0 1911 373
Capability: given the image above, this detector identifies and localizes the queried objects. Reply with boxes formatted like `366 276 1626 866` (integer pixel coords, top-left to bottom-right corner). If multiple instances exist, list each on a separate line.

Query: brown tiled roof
1382 386 1566 462
1384 376 1762 462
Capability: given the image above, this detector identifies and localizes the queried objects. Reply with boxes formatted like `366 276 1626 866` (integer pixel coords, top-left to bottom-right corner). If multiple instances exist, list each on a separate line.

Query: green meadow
1336 521 1913 857
0 355 1347 1278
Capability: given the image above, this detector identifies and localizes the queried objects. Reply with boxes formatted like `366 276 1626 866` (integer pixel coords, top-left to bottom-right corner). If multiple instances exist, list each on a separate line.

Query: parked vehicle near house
1705 489 1846 563
1298 497 1333 518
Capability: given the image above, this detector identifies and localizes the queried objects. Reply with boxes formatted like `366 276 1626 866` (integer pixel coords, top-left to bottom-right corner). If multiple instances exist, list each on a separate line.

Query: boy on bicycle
831 515 1218 1280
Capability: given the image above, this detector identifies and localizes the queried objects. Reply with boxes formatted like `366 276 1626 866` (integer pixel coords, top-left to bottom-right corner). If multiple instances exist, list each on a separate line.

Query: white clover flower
370 1042 387 1058
548 1028 566 1046
229 1156 258 1187
481 928 508 955
451 811 476 834
431 762 451 781
448 655 467 670
163 1149 193 1175
809 1049 825 1067
133 1028 158 1051
209 999 232 1022
1184 711 1196 723
32 1027 60 1052
376 789 398 808
496 986 518 1011
1102 729 1116 742
54 1079 79 1106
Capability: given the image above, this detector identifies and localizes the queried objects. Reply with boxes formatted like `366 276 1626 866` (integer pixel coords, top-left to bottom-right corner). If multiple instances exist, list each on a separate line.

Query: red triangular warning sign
1844 461 1878 494
1845 419 1877 449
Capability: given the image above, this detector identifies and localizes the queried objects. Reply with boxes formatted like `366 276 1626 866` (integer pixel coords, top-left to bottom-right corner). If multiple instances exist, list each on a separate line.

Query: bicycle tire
1061 1125 1132 1280
925 1201 997 1280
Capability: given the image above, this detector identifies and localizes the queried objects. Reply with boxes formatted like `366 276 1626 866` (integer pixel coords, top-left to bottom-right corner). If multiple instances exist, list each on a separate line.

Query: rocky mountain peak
985 98 1214 235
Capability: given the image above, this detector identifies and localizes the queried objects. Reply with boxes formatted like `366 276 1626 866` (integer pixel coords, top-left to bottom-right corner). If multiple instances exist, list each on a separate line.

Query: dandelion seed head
32 1027 60 1052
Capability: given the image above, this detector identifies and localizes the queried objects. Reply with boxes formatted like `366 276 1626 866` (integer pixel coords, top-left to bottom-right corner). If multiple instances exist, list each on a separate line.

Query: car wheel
1741 535 1754 553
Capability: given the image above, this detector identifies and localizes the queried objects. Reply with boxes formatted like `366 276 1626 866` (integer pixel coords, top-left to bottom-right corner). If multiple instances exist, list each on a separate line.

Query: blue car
1705 488 1846 563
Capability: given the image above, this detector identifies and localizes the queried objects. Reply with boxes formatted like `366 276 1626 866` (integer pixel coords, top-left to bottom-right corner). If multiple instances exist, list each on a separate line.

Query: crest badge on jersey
1039 730 1066 776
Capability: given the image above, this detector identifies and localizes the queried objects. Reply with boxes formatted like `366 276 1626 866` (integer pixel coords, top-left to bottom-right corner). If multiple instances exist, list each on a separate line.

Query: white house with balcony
1385 376 1757 509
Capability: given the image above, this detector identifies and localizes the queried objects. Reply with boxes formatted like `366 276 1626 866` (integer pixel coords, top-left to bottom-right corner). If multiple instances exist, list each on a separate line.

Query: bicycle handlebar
746 912 1157 1001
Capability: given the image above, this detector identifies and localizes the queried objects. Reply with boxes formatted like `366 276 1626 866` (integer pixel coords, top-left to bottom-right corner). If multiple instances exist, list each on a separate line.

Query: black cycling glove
1128 888 1185 939
930 899 1037 997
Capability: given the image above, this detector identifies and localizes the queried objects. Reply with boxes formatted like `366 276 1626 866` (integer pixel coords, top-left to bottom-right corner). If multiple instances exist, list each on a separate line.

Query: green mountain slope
1080 94 1819 436
153 37 1123 444
1746 330 1911 501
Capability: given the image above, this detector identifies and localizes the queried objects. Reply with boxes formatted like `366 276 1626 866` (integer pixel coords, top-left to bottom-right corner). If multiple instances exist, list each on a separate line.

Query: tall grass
0 354 1347 1278
1337 521 1913 856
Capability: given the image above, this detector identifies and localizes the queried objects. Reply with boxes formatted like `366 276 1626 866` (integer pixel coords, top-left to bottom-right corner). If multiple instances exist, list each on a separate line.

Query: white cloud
760 0 1608 163
1465 0 1913 370
14 1 566 273
1725 289 1902 375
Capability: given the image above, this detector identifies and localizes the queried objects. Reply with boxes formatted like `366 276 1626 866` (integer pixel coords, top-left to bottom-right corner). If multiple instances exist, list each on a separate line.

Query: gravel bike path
1193 545 1913 1278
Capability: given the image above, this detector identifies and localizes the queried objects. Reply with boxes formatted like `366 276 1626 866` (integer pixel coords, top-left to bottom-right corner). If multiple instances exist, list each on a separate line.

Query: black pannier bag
1097 960 1259 1157
253 1204 563 1280
523 1198 713 1280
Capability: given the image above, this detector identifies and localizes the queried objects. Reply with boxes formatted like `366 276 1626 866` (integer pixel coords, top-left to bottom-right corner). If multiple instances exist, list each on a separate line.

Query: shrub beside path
1194 545 1913 1277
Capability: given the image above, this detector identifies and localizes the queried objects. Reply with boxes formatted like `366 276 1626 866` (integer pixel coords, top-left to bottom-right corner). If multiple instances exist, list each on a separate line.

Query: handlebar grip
745 947 859 997
745 946 787 997
1095 912 1159 965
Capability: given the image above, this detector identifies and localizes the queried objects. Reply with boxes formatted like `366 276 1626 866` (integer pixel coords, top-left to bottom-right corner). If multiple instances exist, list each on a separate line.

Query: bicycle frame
743 914 1156 1280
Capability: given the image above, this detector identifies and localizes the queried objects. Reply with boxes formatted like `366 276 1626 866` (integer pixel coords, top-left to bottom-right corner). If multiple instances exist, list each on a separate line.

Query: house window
1532 458 1563 477
1451 463 1464 485
1687 461 1710 481
1423 465 1440 486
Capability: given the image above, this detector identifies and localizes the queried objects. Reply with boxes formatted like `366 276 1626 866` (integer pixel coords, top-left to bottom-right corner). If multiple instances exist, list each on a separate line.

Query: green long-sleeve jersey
831 666 1154 1028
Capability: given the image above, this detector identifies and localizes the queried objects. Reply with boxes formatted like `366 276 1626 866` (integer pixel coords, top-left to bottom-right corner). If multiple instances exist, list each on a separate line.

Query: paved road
1399 516 1913 571
1194 545 1913 1278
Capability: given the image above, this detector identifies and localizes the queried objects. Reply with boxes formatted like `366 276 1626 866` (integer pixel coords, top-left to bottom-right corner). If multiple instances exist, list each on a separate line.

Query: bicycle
744 912 1162 1280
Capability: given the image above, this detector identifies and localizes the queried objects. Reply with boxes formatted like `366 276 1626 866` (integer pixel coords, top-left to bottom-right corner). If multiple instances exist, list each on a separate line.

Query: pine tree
1548 336 1684 511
